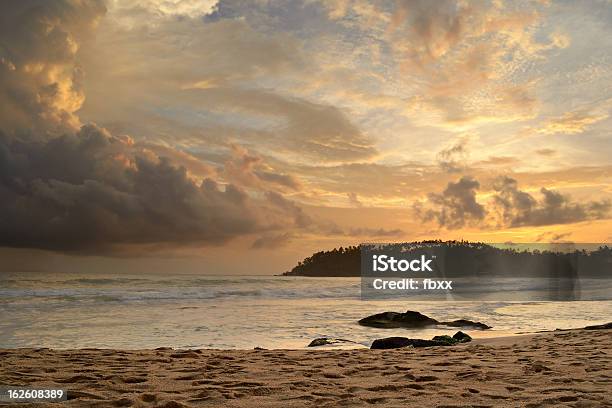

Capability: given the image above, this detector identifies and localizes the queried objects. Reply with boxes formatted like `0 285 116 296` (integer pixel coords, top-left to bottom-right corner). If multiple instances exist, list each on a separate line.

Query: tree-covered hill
282 240 611 278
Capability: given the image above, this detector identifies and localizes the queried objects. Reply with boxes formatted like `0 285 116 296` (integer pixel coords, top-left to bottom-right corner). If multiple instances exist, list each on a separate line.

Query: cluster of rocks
358 310 491 330
307 330 473 349
305 314 612 349
307 310 490 349
370 331 472 350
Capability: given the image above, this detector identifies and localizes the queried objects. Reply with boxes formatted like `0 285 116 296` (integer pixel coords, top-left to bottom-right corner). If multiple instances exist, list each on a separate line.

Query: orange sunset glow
0 0 611 274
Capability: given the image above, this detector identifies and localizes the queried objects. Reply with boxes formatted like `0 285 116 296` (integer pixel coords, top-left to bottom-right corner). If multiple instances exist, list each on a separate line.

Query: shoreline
1 326 610 407
0 323 608 352
0 330 580 352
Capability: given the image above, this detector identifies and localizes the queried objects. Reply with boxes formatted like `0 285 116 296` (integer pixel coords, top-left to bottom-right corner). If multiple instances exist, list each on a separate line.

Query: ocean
0 272 610 349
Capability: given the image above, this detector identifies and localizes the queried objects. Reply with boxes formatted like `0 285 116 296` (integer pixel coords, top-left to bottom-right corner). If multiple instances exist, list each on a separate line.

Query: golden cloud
538 110 609 135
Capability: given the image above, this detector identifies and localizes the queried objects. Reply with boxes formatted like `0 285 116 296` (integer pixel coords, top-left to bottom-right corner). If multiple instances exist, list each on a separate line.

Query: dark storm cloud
0 0 324 253
414 176 486 229
492 176 611 227
0 1 393 254
0 124 310 252
416 174 611 230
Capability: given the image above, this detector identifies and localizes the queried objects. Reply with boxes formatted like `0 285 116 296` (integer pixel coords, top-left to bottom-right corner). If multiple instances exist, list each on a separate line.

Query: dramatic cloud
0 0 322 254
1 0 611 261
415 176 485 229
0 120 393 253
0 124 313 252
0 0 106 135
491 176 611 227
0 1 267 252
417 175 611 230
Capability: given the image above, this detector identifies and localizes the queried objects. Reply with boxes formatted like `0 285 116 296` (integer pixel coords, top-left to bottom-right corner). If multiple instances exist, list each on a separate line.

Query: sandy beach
1 328 610 408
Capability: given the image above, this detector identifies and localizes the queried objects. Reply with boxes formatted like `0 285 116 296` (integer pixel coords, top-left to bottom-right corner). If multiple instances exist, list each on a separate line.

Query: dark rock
452 331 472 343
583 322 612 330
358 311 439 328
253 346 267 350
370 337 414 349
441 319 491 330
371 330 474 349
307 337 356 347
370 337 458 349
431 335 458 345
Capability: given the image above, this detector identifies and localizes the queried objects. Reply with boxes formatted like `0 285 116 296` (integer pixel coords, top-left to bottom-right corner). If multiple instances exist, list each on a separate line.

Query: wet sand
0 328 610 407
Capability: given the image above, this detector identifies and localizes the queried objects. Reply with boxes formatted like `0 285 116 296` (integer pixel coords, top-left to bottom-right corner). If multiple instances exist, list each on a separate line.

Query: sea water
0 272 610 349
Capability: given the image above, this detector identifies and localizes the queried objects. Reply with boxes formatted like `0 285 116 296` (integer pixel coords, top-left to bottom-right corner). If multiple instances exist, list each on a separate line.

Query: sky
0 0 611 274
